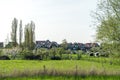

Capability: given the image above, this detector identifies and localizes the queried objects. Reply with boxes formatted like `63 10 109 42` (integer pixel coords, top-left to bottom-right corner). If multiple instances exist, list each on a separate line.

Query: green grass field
0 59 119 79
1 75 120 80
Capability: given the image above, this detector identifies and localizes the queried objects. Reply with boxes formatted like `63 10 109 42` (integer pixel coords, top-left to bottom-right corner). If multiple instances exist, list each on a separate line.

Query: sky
0 0 98 44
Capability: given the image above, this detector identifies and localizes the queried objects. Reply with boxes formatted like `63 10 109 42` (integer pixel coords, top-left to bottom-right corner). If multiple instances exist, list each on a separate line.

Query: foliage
5 42 13 48
36 48 49 60
0 49 3 56
61 39 68 50
11 18 18 47
24 21 35 50
21 49 33 56
35 48 83 60
93 0 120 57
96 17 120 42
2 48 21 59
56 48 64 58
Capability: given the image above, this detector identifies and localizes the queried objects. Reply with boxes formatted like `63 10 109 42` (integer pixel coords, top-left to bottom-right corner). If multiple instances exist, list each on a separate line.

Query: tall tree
19 20 23 47
93 0 120 56
24 24 30 49
11 18 18 47
29 21 35 49
24 21 35 50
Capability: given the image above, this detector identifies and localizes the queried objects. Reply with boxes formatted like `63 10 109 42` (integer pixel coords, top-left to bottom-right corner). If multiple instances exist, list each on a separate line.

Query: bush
50 56 61 60
0 55 10 60
3 48 22 59
20 49 34 59
36 48 49 60
21 50 32 56
0 49 3 56
24 55 42 60
100 52 109 57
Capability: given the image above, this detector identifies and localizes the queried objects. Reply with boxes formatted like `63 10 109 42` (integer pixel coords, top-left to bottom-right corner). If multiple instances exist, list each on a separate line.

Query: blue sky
0 0 98 43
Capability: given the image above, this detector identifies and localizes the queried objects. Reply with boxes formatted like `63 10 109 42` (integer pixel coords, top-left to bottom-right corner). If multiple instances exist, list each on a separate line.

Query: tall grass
0 60 119 78
1 75 120 80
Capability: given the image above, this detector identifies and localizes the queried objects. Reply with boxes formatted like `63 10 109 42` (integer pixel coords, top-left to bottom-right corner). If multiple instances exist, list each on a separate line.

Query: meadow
0 59 120 80
1 75 120 80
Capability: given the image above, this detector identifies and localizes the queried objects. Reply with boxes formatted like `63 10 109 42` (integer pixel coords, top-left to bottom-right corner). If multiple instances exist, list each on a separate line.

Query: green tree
24 21 35 50
61 39 68 50
24 24 29 49
96 16 120 43
57 48 64 58
93 0 120 57
11 18 18 47
29 21 35 49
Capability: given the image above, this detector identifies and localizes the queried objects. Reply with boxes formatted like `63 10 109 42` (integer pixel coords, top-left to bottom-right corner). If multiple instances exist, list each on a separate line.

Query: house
51 41 59 48
36 40 99 52
66 42 99 52
84 43 99 51
78 43 86 51
84 43 92 50
67 43 85 51
35 40 59 49
36 40 50 49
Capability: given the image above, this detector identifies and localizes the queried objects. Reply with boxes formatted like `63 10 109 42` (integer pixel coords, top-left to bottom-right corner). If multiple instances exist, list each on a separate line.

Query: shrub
0 55 10 60
24 55 42 60
20 49 34 60
22 50 33 56
36 48 49 60
3 47 22 59
100 52 109 57
0 49 3 56
62 54 70 60
50 56 61 60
